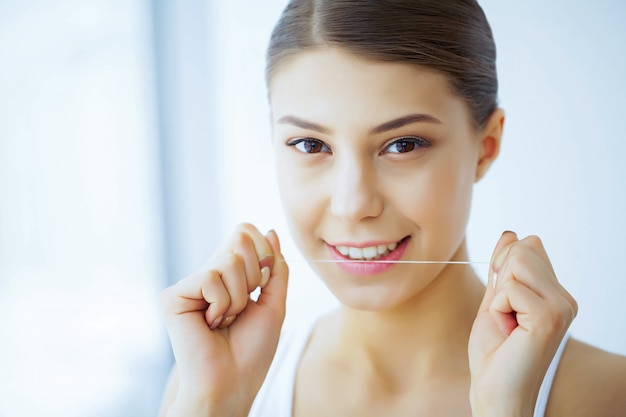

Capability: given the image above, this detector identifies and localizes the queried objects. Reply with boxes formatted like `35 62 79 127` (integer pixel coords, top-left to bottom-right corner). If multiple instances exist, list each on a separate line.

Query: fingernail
210 315 224 330
260 266 271 287
492 272 498 289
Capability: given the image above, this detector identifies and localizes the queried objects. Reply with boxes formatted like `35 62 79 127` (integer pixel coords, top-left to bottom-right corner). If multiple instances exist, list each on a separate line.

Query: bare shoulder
547 337 626 417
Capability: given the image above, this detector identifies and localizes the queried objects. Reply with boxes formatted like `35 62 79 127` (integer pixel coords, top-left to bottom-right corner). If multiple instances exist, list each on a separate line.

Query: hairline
266 45 488 131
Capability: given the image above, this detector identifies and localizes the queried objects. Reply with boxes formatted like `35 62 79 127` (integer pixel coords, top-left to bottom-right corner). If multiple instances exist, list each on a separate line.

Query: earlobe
475 108 505 182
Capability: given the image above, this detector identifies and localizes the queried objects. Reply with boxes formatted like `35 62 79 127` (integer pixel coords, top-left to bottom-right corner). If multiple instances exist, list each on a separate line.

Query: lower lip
327 238 410 276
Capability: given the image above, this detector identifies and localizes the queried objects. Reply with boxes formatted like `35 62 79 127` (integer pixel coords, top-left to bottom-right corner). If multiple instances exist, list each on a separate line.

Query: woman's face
269 48 499 311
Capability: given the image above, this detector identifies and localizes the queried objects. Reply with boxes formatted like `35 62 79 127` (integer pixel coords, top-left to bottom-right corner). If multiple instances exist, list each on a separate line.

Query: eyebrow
276 115 331 134
276 113 442 135
370 113 442 134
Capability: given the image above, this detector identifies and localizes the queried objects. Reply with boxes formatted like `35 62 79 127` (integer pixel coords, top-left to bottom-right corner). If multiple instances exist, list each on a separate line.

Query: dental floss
281 259 489 265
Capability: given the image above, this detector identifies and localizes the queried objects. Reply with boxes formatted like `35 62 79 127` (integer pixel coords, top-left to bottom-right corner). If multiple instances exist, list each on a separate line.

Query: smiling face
269 47 500 311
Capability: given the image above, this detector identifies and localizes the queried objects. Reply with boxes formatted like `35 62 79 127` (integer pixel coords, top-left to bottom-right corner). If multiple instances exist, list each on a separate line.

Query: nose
329 155 384 222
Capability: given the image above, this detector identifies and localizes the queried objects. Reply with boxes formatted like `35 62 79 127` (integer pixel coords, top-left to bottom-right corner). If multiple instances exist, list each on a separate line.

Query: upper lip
326 239 403 249
326 237 406 248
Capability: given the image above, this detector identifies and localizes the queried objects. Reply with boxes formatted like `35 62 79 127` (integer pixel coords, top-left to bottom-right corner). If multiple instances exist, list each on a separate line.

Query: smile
327 237 410 275
334 242 399 261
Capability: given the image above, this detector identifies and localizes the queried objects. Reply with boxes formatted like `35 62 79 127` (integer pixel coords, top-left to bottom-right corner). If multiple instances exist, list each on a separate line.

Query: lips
326 237 410 275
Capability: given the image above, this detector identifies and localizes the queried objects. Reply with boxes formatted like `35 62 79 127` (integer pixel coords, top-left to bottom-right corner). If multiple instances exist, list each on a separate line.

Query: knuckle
236 222 257 235
204 268 223 286
570 297 579 318
564 295 578 321
544 301 575 333
554 305 570 324
213 251 242 269
232 229 254 251
227 251 245 269
524 234 544 250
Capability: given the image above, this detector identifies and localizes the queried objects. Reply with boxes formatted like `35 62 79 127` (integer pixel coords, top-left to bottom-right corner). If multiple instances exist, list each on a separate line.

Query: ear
475 108 505 182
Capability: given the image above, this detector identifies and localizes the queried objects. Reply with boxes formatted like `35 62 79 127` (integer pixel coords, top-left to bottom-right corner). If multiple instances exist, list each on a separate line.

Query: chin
322 278 423 312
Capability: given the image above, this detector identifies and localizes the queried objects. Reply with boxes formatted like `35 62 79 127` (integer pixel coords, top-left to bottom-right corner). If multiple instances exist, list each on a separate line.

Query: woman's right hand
159 223 289 417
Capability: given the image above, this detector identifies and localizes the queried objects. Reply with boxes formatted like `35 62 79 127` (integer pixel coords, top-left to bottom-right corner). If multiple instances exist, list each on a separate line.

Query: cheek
389 150 475 248
275 157 325 251
424 150 476 241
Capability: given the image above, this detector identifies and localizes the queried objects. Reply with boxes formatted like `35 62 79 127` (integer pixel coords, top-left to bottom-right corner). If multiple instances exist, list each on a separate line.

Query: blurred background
0 1 624 416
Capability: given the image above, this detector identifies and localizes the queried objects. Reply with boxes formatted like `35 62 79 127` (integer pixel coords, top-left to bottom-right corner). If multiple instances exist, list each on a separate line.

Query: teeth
362 246 378 260
336 241 401 260
348 247 362 259
337 246 350 256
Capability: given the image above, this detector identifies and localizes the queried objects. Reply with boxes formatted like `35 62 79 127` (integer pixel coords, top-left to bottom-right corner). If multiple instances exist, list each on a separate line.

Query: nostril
329 174 383 221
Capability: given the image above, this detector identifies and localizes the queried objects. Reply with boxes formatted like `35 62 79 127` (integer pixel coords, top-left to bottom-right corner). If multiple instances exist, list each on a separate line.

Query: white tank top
249 318 569 417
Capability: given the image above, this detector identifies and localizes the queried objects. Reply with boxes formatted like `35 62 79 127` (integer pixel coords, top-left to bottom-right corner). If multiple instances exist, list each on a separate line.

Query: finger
236 223 275 265
495 240 576 315
159 269 231 330
492 235 555 283
219 223 275 292
508 235 555 277
256 229 289 321
491 230 519 286
495 245 560 299
216 230 285 330
513 236 577 311
489 277 573 340
490 278 543 336
214 252 250 323
478 230 519 313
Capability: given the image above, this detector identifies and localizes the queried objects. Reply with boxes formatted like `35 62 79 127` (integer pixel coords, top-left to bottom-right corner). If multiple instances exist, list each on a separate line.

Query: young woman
159 1 626 416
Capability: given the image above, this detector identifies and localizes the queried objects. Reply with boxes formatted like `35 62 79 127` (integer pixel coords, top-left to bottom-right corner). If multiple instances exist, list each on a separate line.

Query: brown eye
391 140 415 153
287 138 331 154
383 136 431 154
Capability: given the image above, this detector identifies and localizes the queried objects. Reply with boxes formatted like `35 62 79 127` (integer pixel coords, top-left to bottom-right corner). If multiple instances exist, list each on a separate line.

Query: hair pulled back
266 0 498 129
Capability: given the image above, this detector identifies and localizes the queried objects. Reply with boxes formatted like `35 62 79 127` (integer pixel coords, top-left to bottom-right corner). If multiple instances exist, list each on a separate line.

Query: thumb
256 229 289 320
478 230 519 312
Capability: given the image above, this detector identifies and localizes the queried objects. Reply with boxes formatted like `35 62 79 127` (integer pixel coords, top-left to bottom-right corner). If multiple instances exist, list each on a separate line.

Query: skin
158 48 626 416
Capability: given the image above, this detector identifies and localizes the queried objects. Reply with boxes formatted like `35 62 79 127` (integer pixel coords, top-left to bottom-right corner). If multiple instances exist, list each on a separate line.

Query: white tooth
349 247 364 259
337 246 350 256
362 246 378 259
377 245 387 255
387 242 398 251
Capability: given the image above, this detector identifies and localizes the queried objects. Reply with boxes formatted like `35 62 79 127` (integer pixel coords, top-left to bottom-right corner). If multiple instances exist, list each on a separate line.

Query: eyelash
286 138 331 154
381 136 432 155
286 136 432 155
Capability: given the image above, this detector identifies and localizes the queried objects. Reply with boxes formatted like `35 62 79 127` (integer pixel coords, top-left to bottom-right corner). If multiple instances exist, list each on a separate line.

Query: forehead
269 47 467 126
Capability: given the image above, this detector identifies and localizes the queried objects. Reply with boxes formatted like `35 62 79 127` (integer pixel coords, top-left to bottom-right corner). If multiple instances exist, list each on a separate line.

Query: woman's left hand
468 231 578 417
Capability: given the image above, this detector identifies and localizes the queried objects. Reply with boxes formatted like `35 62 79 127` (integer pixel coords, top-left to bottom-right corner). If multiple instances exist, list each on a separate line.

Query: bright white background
0 1 166 416
0 1 624 417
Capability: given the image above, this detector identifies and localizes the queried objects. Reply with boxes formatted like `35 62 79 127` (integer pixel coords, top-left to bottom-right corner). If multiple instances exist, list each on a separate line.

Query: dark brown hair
266 0 498 129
